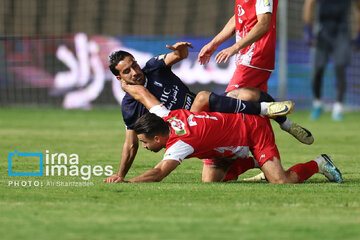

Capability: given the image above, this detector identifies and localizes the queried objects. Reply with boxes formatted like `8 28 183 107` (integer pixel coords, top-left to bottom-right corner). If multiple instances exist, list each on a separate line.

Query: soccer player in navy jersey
105 42 197 183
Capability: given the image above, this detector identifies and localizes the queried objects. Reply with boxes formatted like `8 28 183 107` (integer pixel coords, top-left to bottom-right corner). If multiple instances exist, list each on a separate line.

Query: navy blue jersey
316 0 351 34
121 55 196 129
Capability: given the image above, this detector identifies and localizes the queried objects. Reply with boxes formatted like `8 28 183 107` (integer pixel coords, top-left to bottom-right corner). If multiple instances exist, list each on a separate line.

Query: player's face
137 134 163 152
116 56 145 85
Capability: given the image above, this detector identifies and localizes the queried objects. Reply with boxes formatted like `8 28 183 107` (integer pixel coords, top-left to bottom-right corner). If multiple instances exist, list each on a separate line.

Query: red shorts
203 117 279 168
249 117 280 167
225 65 271 93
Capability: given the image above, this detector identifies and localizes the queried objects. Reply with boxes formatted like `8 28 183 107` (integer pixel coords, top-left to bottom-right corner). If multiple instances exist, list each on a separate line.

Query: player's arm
121 81 161 110
198 15 235 65
355 0 360 49
215 13 272 63
127 160 180 183
104 130 139 183
302 0 316 45
302 0 316 25
164 42 194 66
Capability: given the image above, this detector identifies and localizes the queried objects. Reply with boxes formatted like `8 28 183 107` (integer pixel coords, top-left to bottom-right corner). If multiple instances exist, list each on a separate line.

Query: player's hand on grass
198 42 218 65
104 174 124 183
215 45 238 63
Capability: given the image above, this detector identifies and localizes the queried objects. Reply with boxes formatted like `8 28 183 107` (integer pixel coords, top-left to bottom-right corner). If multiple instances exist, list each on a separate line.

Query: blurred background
0 0 359 110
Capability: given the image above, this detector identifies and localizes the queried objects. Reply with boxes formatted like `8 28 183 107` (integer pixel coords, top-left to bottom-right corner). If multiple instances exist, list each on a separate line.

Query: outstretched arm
164 42 193 66
128 160 180 182
302 0 316 46
354 0 360 50
198 15 235 65
302 0 316 25
215 13 272 63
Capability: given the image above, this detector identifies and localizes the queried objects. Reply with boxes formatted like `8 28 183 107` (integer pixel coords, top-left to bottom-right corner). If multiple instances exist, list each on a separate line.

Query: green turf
1 108 360 240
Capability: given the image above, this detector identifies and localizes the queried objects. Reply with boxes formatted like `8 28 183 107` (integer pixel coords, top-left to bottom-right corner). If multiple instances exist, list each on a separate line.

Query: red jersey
155 108 277 164
234 0 278 71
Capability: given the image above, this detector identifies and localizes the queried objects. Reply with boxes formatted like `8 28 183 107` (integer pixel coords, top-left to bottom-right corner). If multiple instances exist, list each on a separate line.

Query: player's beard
131 74 145 85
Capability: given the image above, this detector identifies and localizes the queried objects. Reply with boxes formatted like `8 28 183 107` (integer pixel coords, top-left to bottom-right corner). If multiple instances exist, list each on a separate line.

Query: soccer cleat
243 172 267 182
316 154 343 183
332 112 344 121
288 123 314 145
310 106 322 120
266 101 295 118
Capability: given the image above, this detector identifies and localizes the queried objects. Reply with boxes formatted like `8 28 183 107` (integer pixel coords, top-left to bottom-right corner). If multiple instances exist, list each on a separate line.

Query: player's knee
202 174 215 183
268 178 287 184
195 91 211 104
226 87 260 102
202 177 212 183
192 91 211 112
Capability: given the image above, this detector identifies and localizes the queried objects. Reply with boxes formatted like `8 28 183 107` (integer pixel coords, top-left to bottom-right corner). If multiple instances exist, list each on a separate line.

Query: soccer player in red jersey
198 0 277 92
198 0 313 181
119 82 343 184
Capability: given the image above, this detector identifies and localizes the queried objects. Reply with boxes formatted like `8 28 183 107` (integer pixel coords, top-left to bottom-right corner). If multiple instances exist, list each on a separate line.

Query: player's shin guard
288 161 319 183
209 93 261 115
223 157 256 182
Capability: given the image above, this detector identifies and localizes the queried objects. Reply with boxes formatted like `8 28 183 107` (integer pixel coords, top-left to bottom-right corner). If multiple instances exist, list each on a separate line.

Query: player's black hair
108 50 134 76
134 113 169 139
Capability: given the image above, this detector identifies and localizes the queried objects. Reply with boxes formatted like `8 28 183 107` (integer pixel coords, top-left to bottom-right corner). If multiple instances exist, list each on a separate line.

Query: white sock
332 102 343 115
280 118 292 132
260 102 269 115
314 157 323 173
313 99 322 108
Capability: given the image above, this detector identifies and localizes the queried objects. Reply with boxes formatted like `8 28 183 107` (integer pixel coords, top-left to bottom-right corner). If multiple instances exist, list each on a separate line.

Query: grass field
1 107 360 240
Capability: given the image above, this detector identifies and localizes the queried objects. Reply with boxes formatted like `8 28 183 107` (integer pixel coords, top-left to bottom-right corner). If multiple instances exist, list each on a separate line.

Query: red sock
223 157 256 182
288 160 319 183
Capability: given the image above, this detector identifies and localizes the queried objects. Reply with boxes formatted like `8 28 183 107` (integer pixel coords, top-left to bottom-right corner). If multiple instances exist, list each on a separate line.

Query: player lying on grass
105 42 313 183
118 82 342 184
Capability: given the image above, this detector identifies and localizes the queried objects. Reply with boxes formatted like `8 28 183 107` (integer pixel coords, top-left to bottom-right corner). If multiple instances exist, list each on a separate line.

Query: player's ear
154 135 161 143
116 75 122 81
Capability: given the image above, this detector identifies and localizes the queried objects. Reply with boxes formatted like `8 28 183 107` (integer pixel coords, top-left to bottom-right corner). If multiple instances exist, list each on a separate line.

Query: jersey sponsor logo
155 54 165 60
183 94 194 110
237 5 245 24
168 117 186 135
160 85 179 110
153 81 163 87
264 0 271 7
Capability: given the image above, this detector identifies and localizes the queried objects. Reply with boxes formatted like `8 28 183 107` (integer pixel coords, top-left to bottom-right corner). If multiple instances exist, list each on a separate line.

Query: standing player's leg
310 42 329 120
333 65 346 121
311 67 325 120
332 32 350 121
